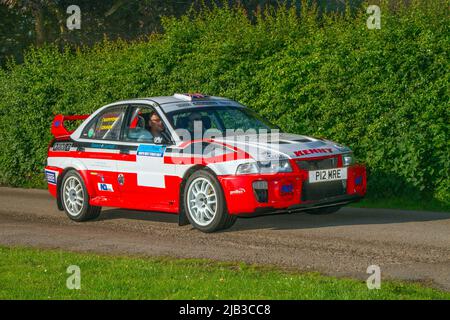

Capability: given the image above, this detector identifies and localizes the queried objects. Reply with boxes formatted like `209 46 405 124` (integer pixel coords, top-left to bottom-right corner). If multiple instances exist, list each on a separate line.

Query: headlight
236 159 292 175
236 162 259 175
342 153 355 166
258 159 292 173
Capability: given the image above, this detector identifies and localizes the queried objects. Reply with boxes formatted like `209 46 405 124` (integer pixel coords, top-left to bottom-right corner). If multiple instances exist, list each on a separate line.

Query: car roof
132 94 245 113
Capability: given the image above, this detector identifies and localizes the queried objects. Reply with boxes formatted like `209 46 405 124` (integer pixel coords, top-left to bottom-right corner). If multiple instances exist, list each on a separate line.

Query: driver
137 111 170 144
149 111 165 140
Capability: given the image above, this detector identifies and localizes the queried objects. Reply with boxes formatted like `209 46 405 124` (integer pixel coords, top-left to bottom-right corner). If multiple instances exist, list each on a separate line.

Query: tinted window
81 105 126 140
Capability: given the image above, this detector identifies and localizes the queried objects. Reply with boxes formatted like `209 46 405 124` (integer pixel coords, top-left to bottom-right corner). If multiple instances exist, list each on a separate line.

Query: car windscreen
166 106 280 136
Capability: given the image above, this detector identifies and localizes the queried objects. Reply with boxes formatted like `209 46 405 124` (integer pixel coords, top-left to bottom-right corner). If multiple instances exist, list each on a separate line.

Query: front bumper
249 194 363 217
218 163 366 215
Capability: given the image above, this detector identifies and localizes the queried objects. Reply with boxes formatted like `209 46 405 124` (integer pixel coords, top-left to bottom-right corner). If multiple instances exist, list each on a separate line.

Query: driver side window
123 106 171 144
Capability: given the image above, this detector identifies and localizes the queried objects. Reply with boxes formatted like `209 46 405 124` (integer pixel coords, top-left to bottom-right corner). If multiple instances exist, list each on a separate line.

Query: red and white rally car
45 93 366 232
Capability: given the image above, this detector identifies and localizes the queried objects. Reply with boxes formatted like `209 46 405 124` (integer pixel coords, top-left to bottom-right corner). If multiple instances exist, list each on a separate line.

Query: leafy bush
0 0 448 206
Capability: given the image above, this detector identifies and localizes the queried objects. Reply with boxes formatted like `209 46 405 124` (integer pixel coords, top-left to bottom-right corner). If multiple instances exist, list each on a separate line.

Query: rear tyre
305 206 342 215
61 170 101 221
184 170 236 233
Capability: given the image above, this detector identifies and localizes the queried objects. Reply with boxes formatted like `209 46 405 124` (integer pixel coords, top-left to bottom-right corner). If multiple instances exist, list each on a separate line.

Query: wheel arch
56 167 92 211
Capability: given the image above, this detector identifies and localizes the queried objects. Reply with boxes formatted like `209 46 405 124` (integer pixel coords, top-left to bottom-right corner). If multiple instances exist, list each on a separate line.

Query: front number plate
309 168 347 183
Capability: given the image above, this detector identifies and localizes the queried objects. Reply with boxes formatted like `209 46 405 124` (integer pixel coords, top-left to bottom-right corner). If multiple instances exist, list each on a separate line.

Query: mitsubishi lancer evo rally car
45 93 366 232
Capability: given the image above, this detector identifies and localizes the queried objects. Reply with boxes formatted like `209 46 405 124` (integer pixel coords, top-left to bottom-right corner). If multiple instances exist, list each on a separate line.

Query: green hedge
0 1 448 206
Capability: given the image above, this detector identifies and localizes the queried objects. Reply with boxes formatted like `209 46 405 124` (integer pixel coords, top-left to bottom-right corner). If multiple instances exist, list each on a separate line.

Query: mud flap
178 208 190 226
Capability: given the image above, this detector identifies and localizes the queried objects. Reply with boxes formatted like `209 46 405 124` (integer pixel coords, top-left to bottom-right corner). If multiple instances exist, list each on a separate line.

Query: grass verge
0 246 448 300
351 197 449 213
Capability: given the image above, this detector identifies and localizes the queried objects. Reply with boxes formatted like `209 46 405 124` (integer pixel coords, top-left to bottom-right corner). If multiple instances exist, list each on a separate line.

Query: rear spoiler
51 114 90 138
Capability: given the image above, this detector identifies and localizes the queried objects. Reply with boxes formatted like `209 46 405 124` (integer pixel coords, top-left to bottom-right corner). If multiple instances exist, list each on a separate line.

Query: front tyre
184 170 236 233
61 170 101 221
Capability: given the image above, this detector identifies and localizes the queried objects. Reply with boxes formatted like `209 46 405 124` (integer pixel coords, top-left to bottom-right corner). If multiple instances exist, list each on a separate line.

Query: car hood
213 133 351 161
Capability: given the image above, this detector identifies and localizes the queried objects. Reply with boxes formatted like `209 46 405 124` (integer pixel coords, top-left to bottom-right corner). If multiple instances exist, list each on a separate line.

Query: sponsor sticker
281 184 293 193
230 188 246 195
117 174 125 186
99 115 120 130
98 183 114 192
102 117 119 122
87 128 94 138
137 144 166 157
90 143 116 149
293 148 333 157
45 170 57 185
153 136 163 144
53 142 73 152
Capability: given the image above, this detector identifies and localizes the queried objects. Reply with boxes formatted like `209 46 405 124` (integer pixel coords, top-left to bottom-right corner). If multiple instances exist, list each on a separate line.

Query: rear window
81 105 127 140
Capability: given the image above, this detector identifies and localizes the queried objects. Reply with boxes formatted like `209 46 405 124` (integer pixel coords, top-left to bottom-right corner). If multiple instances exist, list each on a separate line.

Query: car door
78 104 128 205
116 105 177 211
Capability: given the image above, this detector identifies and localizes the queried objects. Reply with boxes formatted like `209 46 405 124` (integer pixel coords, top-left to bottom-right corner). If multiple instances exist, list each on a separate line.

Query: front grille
301 180 346 201
297 156 345 201
296 157 338 171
